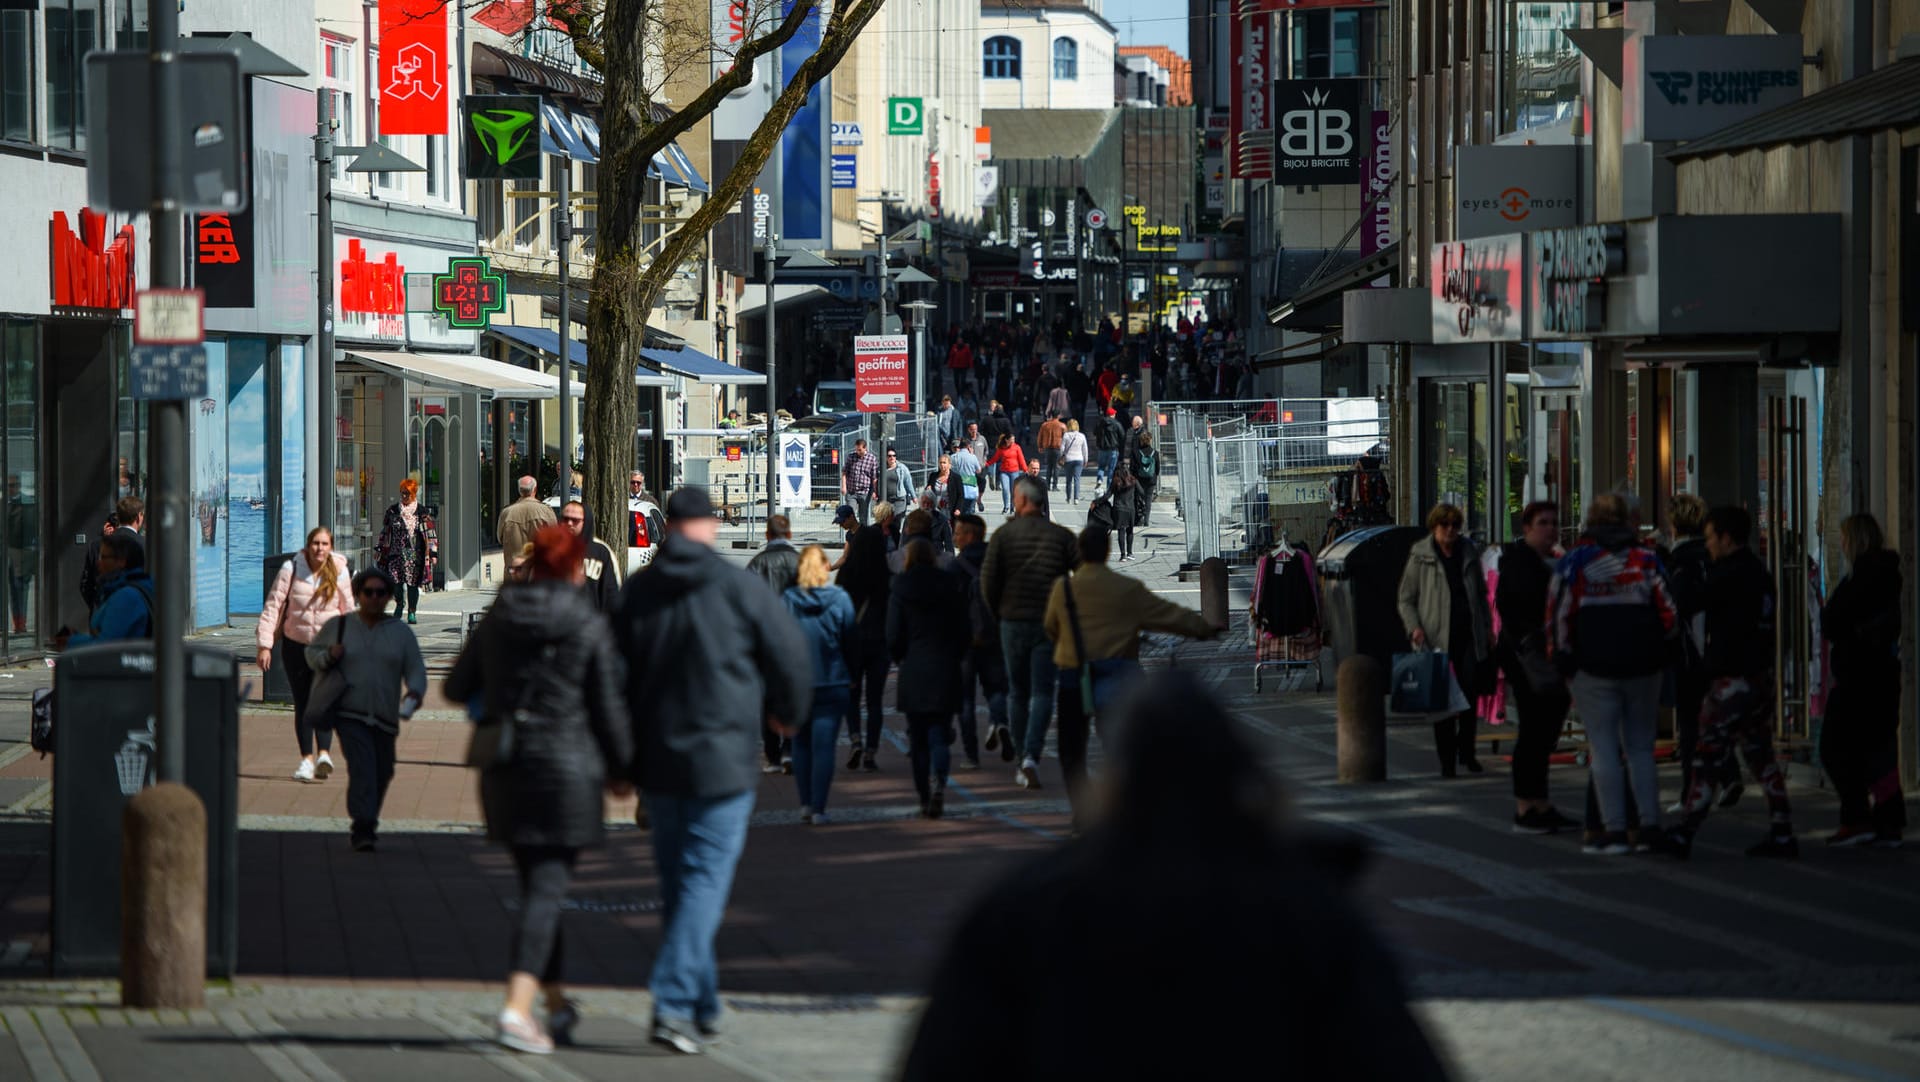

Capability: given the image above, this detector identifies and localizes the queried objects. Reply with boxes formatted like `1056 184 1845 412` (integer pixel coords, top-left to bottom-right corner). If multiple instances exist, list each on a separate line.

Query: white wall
979 6 1117 112
846 0 984 238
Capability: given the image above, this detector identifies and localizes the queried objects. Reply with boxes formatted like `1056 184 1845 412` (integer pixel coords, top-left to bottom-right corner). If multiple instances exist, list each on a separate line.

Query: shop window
1421 379 1489 535
984 36 1020 79
44 0 96 151
1053 37 1078 81
1289 9 1371 80
425 133 446 201
1502 2 1580 135
2 10 34 143
1 319 38 651
114 0 144 49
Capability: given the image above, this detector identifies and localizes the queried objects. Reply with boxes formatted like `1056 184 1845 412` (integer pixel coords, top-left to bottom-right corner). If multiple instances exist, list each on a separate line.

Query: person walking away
498 476 557 573
1661 505 1795 859
951 515 1008 768
1094 409 1124 489
1547 493 1678 855
946 337 975 398
1044 527 1220 830
560 501 623 613
1060 420 1089 504
935 395 962 449
783 545 858 824
1108 467 1144 561
446 526 634 1054
885 447 914 506
747 514 803 775
890 535 969 817
1818 513 1905 848
305 568 426 852
902 671 1451 1082
837 517 894 771
1663 494 1714 809
984 434 1028 515
1494 502 1575 833
377 479 435 625
1063 364 1092 425
81 497 144 614
1396 503 1493 778
57 532 153 647
981 476 1078 790
1128 432 1159 526
841 439 879 524
1036 412 1066 491
916 491 955 556
1045 369 1072 421
611 487 811 1053
889 507 949 573
258 526 353 783
951 438 984 516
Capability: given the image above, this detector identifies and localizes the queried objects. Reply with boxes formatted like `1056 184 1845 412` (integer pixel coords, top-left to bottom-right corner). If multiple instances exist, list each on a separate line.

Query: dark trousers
1117 526 1135 559
1675 670 1708 795
1821 683 1907 836
762 724 789 768
334 718 397 842
1432 711 1477 771
1041 448 1061 489
1504 665 1569 802
906 713 952 805
389 584 420 618
282 641 332 757
509 845 578 982
846 636 889 752
1055 673 1099 827
958 645 1008 762
1138 482 1155 526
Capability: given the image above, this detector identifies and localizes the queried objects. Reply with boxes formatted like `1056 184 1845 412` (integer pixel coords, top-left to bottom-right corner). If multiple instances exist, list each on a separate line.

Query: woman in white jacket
1060 419 1091 504
257 527 354 782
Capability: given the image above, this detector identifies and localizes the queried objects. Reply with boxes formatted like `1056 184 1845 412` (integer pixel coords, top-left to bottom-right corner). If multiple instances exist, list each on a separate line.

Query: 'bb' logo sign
1273 79 1363 186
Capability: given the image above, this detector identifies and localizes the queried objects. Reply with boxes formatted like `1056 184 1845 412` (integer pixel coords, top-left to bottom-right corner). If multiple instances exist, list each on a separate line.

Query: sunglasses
561 515 585 524
360 587 391 599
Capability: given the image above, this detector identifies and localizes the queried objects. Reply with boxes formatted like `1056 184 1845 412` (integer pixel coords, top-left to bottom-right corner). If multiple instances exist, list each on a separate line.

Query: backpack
1134 449 1158 482
29 688 53 756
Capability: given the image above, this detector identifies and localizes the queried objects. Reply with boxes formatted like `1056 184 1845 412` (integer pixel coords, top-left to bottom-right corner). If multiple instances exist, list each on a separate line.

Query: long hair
306 526 341 606
797 544 832 589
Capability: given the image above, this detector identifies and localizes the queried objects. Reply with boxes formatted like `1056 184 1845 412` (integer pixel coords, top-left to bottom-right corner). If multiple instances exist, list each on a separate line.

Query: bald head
518 475 538 497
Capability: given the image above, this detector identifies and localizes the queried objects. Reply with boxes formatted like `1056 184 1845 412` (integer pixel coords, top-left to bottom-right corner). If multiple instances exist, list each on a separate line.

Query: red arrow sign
853 334 910 414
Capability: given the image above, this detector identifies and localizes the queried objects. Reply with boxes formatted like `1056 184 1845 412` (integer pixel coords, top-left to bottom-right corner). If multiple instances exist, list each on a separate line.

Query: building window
45 0 96 150
424 134 445 200
1502 2 1580 134
477 177 504 245
1 11 33 144
983 36 1021 79
320 34 357 181
1052 37 1078 81
1290 8 1369 79
114 0 145 49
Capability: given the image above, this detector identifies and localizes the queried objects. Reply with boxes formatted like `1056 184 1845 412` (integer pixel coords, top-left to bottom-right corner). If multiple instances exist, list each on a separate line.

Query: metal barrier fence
828 415 941 508
1148 399 1280 486
1171 398 1391 566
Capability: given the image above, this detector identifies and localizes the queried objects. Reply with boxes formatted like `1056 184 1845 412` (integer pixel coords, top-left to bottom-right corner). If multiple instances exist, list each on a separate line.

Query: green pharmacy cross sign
432 258 505 329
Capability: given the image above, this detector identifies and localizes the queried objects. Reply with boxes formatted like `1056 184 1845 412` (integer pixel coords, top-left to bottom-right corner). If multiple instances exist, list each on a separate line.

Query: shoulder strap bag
1062 575 1098 715
304 617 352 733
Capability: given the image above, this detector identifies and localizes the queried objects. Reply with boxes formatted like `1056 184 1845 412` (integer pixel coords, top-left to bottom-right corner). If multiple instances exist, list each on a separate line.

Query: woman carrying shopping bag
256 526 353 783
1396 503 1493 777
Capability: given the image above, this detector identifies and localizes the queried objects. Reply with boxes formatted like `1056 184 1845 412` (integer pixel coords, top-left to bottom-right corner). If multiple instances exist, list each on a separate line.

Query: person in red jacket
946 337 975 399
983 434 1028 516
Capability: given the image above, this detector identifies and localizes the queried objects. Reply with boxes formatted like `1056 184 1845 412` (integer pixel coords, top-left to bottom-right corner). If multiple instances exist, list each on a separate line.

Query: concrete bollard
121 782 206 1009
1336 655 1387 782
1199 557 1229 629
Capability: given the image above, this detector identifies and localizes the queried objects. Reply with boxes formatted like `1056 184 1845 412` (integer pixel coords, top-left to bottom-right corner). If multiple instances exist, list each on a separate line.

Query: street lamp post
901 299 938 421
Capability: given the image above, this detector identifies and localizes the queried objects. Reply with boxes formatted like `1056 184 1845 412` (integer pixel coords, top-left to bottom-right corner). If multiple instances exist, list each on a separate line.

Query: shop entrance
1762 384 1816 753
42 319 125 641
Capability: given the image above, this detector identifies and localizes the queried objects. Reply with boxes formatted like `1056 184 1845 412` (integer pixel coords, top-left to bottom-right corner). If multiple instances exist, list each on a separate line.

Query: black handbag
304 618 351 733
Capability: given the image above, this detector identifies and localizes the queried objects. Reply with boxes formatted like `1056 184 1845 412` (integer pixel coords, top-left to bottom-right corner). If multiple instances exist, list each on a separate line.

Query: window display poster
193 343 230 629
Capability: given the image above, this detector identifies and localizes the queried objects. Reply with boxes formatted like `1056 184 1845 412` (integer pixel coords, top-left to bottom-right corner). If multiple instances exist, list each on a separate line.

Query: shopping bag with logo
1390 650 1454 714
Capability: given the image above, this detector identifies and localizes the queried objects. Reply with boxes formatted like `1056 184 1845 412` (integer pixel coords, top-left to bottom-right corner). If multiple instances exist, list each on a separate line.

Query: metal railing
1148 398 1281 485
828 416 941 509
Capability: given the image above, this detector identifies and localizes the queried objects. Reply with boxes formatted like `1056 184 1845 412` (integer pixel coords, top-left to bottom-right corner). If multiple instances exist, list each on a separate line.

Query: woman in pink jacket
257 527 354 782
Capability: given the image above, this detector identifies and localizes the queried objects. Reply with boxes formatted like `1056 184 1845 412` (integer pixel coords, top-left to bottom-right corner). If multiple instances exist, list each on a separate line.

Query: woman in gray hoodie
306 567 426 853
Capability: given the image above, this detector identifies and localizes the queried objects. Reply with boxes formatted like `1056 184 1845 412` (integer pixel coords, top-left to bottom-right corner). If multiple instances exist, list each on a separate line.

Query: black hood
891 557 950 602
957 540 988 570
1585 523 1638 550
645 532 723 599
488 580 597 642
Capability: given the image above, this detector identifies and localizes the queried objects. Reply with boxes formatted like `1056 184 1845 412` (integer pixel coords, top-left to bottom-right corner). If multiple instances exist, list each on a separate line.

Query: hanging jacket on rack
1252 543 1319 639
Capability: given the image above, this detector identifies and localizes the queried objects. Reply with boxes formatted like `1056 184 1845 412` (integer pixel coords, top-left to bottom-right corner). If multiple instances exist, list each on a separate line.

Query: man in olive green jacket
980 475 1077 789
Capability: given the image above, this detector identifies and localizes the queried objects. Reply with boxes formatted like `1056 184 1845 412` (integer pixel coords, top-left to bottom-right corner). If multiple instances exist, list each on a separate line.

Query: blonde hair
1670 493 1708 536
306 526 341 605
797 545 832 589
1067 419 1081 432
874 501 896 524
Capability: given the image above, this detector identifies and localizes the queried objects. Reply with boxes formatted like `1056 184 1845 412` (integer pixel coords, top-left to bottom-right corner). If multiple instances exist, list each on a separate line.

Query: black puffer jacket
614 532 813 798
1823 548 1902 690
446 582 633 848
887 548 968 715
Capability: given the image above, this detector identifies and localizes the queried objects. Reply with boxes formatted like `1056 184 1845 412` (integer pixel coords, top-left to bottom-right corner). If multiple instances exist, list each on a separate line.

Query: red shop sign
50 208 137 313
340 239 407 316
377 0 450 135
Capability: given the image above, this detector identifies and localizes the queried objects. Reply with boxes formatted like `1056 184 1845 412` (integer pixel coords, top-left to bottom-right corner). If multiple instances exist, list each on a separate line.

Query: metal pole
148 0 186 785
315 93 335 536
556 163 572 505
764 231 777 533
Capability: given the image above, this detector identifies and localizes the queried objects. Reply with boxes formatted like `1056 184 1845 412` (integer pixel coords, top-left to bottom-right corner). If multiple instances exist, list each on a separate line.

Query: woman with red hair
376 478 434 624
447 524 634 1054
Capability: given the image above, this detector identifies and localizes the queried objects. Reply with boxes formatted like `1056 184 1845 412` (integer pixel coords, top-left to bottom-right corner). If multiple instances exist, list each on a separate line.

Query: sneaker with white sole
314 751 334 780
799 805 814 824
292 759 316 783
496 1008 553 1054
651 1016 704 1055
1018 758 1042 790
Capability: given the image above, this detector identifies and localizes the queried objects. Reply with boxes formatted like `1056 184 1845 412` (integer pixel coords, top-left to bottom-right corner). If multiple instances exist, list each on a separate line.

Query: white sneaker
314 751 334 780
1018 758 1042 790
1666 800 1686 815
292 759 316 783
811 811 831 825
799 805 814 824
496 1008 553 1054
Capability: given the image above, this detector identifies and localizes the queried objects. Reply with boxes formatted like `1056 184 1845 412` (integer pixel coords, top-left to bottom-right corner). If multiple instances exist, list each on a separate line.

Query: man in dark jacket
561 501 623 612
950 515 1008 768
748 515 802 773
1496 501 1574 834
1663 494 1714 802
611 487 812 1053
80 497 144 614
981 475 1077 789
60 532 154 647
1093 409 1125 488
1664 505 1794 860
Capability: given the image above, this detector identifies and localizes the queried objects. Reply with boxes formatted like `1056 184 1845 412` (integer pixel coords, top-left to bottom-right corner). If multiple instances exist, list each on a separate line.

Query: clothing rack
1250 534 1324 692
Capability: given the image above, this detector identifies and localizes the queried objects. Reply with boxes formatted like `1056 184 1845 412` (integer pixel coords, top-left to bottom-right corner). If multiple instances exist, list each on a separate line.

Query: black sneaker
929 785 946 819
1718 782 1746 809
862 750 879 772
1512 809 1553 835
846 744 864 769
1662 829 1695 861
997 726 1016 762
1746 833 1799 859
351 834 376 853
1538 808 1578 833
1459 756 1485 774
984 726 1001 753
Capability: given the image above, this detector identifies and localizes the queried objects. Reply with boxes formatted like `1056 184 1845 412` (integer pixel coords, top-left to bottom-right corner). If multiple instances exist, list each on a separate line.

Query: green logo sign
432 257 506 330
463 94 541 180
888 97 923 136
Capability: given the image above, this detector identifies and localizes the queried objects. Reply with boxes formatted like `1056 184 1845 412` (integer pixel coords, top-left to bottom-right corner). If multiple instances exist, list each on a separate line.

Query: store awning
489 325 675 387
640 346 766 385
343 348 563 399
1669 55 1920 160
541 103 594 162
1267 243 1401 329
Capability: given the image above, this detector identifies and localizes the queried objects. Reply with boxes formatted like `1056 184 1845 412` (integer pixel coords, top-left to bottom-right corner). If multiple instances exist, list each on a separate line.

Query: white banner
975 166 999 209
779 432 812 510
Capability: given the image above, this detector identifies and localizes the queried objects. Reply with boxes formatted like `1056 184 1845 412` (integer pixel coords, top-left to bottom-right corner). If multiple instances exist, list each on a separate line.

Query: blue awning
492 326 672 387
574 113 602 157
664 143 711 193
640 346 766 385
540 103 594 162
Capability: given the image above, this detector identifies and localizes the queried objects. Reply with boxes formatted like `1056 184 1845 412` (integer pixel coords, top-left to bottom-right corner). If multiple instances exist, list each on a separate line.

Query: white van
813 381 857 415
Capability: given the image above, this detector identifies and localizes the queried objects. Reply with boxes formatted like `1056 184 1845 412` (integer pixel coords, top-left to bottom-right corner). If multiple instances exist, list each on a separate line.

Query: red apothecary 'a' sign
378 0 449 135
50 208 137 313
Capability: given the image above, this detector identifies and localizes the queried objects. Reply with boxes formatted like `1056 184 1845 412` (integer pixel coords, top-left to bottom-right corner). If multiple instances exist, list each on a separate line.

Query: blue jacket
71 570 155 645
783 584 858 689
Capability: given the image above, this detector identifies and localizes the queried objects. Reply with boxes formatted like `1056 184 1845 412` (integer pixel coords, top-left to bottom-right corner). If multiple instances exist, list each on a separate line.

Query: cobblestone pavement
0 499 1917 1079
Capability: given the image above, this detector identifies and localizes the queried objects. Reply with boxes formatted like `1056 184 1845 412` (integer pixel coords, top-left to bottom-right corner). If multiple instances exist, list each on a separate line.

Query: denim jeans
794 685 849 812
1570 672 1662 832
906 713 953 805
1063 460 1085 500
1000 620 1057 763
645 789 756 1025
1097 450 1119 485
998 470 1021 513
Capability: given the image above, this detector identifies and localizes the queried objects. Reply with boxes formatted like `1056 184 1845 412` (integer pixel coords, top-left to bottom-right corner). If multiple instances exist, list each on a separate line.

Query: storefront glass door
1 321 38 653
1420 378 1490 535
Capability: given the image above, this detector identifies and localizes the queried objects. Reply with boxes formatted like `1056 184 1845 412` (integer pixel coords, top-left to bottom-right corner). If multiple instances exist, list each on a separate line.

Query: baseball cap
834 504 857 526
665 487 718 521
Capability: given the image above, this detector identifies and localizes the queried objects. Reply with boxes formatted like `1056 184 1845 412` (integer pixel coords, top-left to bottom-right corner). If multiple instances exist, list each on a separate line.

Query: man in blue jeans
979 475 1078 789
612 487 813 1054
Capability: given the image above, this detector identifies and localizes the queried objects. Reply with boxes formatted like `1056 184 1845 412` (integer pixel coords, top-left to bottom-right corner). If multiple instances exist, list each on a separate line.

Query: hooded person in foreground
900 670 1450 1082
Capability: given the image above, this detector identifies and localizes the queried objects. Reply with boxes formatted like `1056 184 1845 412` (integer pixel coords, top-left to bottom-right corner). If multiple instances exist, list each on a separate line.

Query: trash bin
260 552 298 704
1317 525 1424 667
51 642 240 978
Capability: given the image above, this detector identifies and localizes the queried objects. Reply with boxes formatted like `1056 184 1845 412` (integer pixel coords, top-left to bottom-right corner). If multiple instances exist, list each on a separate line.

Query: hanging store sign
1273 79 1363 184
194 211 254 308
1529 224 1625 338
1628 35 1803 142
831 153 857 189
1230 0 1273 179
1430 233 1524 344
50 207 137 314
377 0 450 135
712 0 774 140
831 121 864 146
432 257 506 330
463 95 541 180
1454 144 1582 239
975 166 999 208
335 233 479 348
1362 111 1392 258
888 97 924 136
